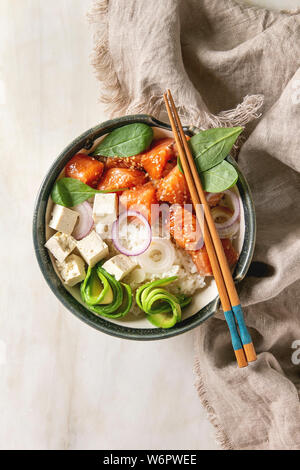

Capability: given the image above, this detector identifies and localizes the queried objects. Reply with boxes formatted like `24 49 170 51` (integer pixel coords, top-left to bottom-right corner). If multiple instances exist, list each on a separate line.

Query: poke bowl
33 114 256 340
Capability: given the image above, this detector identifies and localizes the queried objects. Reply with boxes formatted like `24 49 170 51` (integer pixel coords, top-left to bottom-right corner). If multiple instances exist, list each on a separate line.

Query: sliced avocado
81 264 133 319
135 277 187 329
88 267 132 318
147 311 178 329
81 266 110 306
146 294 181 329
99 283 113 304
89 269 103 298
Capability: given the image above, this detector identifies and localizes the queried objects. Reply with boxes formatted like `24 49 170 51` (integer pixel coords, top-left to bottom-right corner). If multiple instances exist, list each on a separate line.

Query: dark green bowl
33 115 256 340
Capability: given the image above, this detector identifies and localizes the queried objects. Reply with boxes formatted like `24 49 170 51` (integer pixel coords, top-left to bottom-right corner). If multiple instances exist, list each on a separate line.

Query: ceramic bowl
33 115 256 340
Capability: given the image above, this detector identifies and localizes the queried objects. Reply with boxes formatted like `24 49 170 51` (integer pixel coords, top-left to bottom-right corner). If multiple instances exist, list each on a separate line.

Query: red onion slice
216 220 240 239
112 210 152 256
214 190 240 230
72 202 94 240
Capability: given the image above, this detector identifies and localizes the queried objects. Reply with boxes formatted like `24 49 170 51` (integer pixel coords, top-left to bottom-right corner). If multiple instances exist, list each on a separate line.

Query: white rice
107 221 206 317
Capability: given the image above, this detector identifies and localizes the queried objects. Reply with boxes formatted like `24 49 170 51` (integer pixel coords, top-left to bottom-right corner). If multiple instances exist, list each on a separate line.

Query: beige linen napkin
88 0 300 450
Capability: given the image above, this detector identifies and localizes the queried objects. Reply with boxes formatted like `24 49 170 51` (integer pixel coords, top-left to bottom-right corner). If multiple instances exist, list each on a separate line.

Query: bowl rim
32 114 256 341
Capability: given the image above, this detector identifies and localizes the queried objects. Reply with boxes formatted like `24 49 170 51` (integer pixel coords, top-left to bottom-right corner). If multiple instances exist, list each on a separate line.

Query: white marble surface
0 0 298 451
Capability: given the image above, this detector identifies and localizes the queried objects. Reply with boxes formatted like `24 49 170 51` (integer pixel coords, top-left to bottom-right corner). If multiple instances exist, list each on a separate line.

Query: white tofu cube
102 254 138 281
92 193 117 224
49 204 78 235
95 222 111 240
76 230 109 266
45 232 76 263
56 254 86 287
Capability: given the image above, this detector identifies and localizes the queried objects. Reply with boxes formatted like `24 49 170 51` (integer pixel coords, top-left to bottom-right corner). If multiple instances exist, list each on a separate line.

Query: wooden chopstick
163 92 247 368
164 90 257 366
166 90 256 363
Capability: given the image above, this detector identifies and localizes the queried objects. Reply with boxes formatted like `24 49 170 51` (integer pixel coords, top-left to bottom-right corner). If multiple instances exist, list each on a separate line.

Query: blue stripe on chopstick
224 309 243 351
232 304 252 346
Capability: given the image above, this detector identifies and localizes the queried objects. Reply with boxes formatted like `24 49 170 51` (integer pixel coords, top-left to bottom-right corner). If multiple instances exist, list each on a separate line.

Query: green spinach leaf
93 123 153 157
51 178 124 207
189 127 243 172
200 160 238 193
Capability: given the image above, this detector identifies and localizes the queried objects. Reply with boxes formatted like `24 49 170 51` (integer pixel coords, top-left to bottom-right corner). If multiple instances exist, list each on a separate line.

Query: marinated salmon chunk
156 165 191 205
191 239 239 276
169 204 203 252
119 182 158 222
104 155 144 170
190 247 212 276
220 238 239 267
97 168 147 192
169 205 238 276
65 154 104 188
161 160 177 178
141 138 176 180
